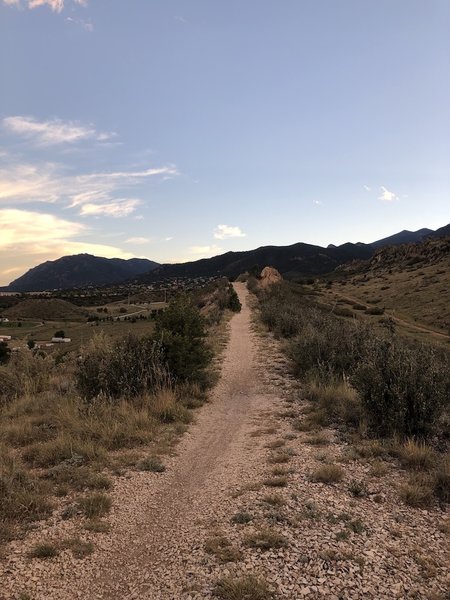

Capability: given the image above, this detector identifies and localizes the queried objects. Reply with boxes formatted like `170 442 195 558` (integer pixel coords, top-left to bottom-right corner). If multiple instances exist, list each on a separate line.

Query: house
0 335 12 341
0 317 9 323
51 337 72 343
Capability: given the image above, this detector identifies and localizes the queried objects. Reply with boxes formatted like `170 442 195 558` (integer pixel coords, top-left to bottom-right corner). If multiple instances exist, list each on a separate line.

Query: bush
76 333 169 401
0 341 11 365
351 338 449 437
155 296 212 386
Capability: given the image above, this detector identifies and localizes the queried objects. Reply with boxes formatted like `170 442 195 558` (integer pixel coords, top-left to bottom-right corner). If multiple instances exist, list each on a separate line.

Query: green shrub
76 333 169 401
351 338 449 437
156 296 212 386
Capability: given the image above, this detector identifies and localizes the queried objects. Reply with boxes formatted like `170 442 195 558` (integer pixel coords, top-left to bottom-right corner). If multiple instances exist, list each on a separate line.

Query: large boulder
259 266 283 289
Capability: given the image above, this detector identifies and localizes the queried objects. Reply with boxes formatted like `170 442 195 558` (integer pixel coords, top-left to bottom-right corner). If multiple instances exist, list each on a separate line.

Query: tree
0 341 11 365
155 296 212 386
54 330 65 338
27 339 35 350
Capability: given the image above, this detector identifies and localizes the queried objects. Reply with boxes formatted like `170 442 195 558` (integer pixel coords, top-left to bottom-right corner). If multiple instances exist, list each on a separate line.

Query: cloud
66 16 93 32
3 116 114 146
165 237 173 242
0 161 177 216
378 186 399 202
189 245 223 256
0 208 133 285
312 200 322 205
79 199 141 218
213 224 246 240
3 0 87 11
126 237 151 244
363 185 371 192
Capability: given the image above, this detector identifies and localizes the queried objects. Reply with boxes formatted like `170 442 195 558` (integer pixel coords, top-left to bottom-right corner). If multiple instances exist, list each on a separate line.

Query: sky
0 0 449 285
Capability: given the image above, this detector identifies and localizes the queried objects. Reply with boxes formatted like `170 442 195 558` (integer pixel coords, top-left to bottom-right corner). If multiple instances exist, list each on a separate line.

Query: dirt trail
3 283 278 600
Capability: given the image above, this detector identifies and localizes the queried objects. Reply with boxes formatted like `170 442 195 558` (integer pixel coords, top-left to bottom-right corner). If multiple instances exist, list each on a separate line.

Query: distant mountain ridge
4 224 449 291
6 254 160 292
136 224 450 283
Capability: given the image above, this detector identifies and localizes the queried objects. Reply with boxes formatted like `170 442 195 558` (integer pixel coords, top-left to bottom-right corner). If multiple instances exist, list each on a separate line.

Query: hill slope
4 299 87 321
8 254 159 292
333 236 450 333
139 241 374 282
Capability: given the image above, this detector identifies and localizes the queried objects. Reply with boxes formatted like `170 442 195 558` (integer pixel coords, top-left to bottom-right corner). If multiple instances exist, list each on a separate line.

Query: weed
205 535 242 563
336 531 350 542
369 460 389 477
28 542 59 559
261 494 285 506
137 456 166 473
78 493 112 519
347 519 366 534
399 474 434 507
231 512 253 524
396 439 436 470
61 537 94 559
213 575 274 600
84 520 111 533
310 464 344 484
245 528 288 551
263 476 288 488
304 433 331 446
265 439 285 449
348 479 369 498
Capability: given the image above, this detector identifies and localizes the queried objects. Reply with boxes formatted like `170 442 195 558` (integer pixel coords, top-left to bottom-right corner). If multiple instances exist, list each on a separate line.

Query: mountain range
6 255 159 292
3 224 449 292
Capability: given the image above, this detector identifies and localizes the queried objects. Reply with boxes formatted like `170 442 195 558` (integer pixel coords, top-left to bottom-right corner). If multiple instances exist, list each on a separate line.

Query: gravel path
2 282 278 599
2 282 448 599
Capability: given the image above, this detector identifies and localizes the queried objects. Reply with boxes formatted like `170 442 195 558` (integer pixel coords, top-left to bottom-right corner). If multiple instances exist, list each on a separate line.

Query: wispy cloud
378 186 399 202
126 237 151 244
213 224 246 240
3 116 114 146
363 185 371 192
66 15 93 32
0 161 178 217
79 199 141 218
3 0 87 11
312 200 322 205
189 245 222 255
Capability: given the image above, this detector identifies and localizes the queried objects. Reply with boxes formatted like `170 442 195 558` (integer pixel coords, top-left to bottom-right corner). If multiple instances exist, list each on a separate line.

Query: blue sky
0 0 449 285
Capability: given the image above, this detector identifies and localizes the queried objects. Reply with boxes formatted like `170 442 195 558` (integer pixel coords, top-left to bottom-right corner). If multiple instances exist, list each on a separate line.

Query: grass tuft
213 575 274 600
310 464 344 484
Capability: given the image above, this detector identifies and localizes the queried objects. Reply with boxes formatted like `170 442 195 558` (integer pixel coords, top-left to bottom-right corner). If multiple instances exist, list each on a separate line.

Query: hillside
136 223 449 283
7 254 159 292
332 236 450 333
138 241 374 282
370 227 432 249
4 298 87 321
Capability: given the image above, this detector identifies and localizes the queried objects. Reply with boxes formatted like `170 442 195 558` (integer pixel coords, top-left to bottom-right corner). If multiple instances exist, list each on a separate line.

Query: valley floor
1 283 448 599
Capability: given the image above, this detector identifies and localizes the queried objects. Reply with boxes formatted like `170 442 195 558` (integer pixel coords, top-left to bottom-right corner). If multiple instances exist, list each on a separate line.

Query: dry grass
245 528 288 551
213 575 274 600
61 537 94 559
263 476 288 488
261 493 285 506
136 456 166 472
205 535 242 563
310 464 344 484
28 542 59 559
304 432 331 446
77 493 112 519
369 460 390 477
396 439 437 470
307 379 362 427
399 474 434 507
265 439 286 449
